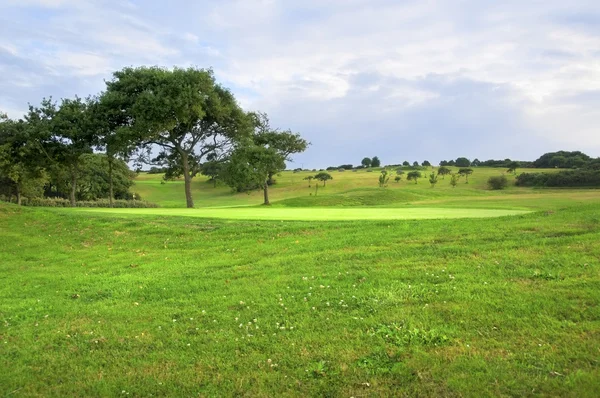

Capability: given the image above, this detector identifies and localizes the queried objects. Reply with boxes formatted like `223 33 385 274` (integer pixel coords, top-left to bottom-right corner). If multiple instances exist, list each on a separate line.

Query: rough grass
133 167 600 210
1 202 599 396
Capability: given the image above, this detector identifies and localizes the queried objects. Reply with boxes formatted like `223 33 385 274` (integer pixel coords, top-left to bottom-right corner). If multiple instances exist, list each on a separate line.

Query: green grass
68 207 530 221
1 202 599 396
2 167 600 396
134 167 600 211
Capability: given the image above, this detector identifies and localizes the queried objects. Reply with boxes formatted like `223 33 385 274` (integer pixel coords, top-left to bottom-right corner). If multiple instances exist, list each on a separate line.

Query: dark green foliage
455 157 471 167
533 151 591 169
402 161 409 166
487 175 508 190
507 161 520 174
458 168 473 183
361 157 371 168
371 156 381 167
314 171 333 186
9 197 158 208
422 160 431 167
407 171 421 184
437 166 451 179
516 170 600 187
394 175 401 182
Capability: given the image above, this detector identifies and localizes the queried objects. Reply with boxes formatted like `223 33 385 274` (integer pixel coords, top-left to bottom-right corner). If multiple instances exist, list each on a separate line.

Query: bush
18 198 159 208
487 175 508 190
516 170 600 187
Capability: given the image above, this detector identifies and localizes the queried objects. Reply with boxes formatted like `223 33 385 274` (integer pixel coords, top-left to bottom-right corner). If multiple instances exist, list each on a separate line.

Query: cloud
0 0 599 166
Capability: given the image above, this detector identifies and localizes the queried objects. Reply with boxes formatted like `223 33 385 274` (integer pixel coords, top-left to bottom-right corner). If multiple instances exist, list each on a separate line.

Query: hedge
516 170 600 187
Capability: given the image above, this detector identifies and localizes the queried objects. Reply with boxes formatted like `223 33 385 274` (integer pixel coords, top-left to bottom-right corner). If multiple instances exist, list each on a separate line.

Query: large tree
27 98 95 206
361 157 372 168
0 114 47 204
104 66 249 208
371 156 381 167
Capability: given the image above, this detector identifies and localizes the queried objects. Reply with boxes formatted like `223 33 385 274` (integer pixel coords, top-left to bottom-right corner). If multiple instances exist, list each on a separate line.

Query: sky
1 0 599 168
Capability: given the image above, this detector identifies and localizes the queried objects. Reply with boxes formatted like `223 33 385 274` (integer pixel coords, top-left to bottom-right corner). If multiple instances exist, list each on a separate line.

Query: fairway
68 206 530 220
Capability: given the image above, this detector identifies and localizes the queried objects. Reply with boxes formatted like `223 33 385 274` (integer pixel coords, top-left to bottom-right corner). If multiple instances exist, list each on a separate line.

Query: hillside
133 167 600 211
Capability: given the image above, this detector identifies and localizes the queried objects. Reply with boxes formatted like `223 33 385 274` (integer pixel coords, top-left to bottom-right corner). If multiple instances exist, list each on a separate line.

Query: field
1 167 600 396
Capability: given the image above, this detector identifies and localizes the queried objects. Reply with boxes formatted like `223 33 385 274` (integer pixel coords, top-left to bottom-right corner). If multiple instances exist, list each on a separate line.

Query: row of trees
0 67 309 207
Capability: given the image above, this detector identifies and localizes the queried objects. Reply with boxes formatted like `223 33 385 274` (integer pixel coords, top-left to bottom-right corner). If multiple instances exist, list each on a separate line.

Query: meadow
1 167 599 396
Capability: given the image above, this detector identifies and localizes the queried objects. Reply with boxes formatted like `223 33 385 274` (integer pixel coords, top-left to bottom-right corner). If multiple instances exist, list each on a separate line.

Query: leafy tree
422 160 431 167
447 160 456 166
251 113 308 185
439 160 449 166
472 158 481 167
394 175 401 182
412 161 419 167
222 114 307 205
402 161 409 166
314 171 333 186
0 114 47 205
104 66 249 208
396 169 405 175
304 175 314 187
533 151 590 168
361 157 372 168
222 140 284 205
450 173 460 188
488 175 508 190
506 161 520 175
32 97 95 206
407 171 421 184
437 166 451 179
378 170 390 187
371 156 381 167
455 157 471 167
200 157 224 187
428 171 438 187
458 168 473 183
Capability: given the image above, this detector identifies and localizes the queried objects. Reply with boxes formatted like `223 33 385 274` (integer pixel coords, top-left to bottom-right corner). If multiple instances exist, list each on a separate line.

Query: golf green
68 207 531 221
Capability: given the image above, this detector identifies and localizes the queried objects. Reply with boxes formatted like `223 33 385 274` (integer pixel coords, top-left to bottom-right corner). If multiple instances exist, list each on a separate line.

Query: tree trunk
181 151 194 208
16 184 21 206
70 167 77 207
263 180 270 205
108 156 114 208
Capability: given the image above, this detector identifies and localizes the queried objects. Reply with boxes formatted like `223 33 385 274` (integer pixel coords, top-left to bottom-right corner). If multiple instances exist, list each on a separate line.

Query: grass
68 207 530 221
2 167 600 396
1 202 600 396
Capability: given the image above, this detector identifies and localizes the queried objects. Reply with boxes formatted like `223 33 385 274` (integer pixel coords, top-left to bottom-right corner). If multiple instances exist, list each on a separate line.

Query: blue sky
1 0 599 168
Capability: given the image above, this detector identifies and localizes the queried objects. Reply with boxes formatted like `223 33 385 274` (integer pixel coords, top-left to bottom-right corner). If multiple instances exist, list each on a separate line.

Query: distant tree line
0 67 308 208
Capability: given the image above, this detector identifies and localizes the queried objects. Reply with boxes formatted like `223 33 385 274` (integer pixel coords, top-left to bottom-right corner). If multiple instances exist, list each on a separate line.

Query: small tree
437 166 451 179
394 175 401 183
507 161 520 175
487 175 508 190
361 157 372 168
428 172 438 187
304 175 314 187
402 161 409 166
407 171 421 184
412 161 419 168
396 169 405 176
458 168 473 183
314 171 333 186
450 173 460 188
371 156 381 167
422 160 431 167
378 170 390 187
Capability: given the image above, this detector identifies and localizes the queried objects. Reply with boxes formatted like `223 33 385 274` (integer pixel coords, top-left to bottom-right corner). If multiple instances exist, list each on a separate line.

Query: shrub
516 170 600 187
20 198 159 208
487 175 508 190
